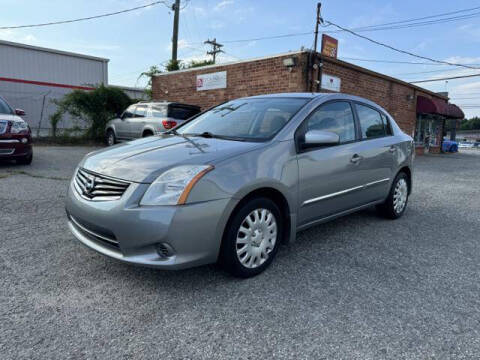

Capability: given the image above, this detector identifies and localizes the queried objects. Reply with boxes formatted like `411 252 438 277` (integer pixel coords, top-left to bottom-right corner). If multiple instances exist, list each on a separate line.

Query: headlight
140 165 214 206
11 121 29 134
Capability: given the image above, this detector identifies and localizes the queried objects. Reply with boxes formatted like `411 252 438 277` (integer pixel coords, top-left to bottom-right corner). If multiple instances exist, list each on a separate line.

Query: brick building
152 51 464 154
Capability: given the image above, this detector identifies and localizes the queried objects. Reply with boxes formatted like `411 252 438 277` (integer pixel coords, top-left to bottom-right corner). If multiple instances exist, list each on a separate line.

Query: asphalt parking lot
1 146 480 359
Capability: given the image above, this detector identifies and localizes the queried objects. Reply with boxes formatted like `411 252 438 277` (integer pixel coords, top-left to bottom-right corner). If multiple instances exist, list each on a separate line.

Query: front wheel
376 172 409 219
17 153 33 165
220 197 283 278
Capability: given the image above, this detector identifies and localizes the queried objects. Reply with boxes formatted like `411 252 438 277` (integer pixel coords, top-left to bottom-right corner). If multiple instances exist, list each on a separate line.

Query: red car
0 96 32 165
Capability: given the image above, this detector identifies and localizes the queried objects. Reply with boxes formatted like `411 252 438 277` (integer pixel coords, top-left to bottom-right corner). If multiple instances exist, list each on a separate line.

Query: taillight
162 120 177 129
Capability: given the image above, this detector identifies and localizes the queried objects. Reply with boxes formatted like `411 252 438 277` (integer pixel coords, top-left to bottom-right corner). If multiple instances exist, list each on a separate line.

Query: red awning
417 95 464 119
417 95 448 116
446 104 464 119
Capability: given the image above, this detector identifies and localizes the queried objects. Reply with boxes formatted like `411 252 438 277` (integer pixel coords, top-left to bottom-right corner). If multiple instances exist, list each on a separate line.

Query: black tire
376 172 409 219
220 197 283 278
17 153 33 165
106 129 116 146
142 131 154 137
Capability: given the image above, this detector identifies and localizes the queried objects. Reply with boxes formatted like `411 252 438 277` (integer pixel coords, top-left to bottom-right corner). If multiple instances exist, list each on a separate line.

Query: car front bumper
0 136 32 159
65 178 236 270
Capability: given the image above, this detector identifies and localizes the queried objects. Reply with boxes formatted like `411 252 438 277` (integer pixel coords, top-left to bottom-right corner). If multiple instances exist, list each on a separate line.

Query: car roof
136 101 200 109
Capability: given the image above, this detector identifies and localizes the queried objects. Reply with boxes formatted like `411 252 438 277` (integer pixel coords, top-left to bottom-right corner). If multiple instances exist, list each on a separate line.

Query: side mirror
302 130 339 149
15 109 26 116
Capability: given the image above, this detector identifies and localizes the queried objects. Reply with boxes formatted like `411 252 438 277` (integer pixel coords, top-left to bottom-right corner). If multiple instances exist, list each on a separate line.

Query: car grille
0 148 14 155
74 167 130 201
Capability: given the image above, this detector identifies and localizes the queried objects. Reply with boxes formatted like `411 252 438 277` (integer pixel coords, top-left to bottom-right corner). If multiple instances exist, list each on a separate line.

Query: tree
54 85 133 141
460 116 480 130
185 59 214 68
138 65 162 99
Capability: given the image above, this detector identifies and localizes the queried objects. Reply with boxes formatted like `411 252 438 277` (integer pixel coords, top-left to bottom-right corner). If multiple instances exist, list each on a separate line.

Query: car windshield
0 97 13 115
177 97 309 141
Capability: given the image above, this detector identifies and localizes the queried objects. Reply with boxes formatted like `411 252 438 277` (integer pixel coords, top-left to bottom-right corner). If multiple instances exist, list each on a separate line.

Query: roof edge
0 39 110 62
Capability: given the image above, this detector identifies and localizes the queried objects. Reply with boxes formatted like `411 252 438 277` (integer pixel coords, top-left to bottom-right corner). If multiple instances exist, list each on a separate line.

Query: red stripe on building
0 76 95 91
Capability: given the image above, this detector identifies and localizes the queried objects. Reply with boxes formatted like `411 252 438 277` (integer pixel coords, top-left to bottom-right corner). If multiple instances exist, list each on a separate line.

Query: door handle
350 154 362 164
389 146 396 153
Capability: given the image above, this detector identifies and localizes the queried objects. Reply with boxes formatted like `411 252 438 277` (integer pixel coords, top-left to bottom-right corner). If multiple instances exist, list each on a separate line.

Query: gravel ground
1 146 480 359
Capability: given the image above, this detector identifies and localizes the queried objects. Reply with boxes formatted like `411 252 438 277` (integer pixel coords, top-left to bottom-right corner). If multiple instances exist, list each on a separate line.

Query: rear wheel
142 130 154 137
106 129 116 146
376 172 409 219
17 153 33 165
220 197 283 278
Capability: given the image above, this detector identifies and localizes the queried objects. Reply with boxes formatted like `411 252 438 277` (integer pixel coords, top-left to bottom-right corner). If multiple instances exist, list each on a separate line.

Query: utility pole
204 38 224 63
171 0 180 63
311 2 322 92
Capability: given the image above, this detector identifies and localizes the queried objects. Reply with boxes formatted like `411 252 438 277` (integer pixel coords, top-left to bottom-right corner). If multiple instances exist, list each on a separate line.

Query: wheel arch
397 166 412 194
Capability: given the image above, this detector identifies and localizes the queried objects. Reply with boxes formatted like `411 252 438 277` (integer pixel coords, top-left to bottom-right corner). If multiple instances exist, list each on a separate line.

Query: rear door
353 103 396 202
297 101 367 225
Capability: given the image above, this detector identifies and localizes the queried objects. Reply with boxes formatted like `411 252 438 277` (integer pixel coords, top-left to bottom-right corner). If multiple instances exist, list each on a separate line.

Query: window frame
295 100 360 153
352 101 393 141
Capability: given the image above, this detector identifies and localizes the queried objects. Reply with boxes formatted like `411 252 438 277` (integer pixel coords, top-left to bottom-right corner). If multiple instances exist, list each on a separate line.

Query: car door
116 105 135 139
353 103 396 203
297 101 367 226
129 104 148 138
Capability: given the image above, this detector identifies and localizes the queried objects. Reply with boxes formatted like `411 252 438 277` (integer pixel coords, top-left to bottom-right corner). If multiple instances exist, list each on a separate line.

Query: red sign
321 34 338 58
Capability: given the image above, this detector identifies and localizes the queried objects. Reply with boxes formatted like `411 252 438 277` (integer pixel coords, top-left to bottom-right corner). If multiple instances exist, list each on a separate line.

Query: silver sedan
66 93 414 277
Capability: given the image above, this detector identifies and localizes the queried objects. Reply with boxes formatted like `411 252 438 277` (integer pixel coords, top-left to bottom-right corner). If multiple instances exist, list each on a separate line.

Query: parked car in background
105 101 201 146
458 141 474 149
0 96 32 164
67 93 414 277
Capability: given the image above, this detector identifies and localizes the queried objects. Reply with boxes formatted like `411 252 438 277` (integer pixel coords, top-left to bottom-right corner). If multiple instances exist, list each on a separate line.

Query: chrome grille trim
74 167 130 201
0 148 15 155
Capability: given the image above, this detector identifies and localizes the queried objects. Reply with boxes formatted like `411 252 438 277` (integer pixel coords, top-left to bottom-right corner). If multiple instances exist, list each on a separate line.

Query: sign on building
321 34 338 58
196 71 227 91
321 74 341 92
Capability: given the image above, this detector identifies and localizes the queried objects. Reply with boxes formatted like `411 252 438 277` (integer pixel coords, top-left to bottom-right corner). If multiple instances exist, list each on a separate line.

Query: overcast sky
1 0 480 118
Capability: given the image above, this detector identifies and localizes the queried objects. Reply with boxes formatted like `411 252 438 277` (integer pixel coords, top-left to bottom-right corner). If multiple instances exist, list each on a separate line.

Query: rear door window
168 105 200 120
356 104 387 139
381 113 393 135
152 105 167 118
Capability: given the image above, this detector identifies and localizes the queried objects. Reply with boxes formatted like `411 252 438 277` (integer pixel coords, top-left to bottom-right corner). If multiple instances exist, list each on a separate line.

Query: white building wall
0 40 109 136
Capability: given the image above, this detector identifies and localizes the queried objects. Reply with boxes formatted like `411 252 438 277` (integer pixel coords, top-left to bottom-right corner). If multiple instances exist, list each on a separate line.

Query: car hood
0 114 22 122
81 135 265 183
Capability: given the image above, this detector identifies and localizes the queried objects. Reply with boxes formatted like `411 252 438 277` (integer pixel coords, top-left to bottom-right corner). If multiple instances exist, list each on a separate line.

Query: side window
168 106 200 120
0 97 13 115
306 101 356 143
356 104 386 139
152 105 167 118
381 113 393 135
135 105 147 117
122 105 135 119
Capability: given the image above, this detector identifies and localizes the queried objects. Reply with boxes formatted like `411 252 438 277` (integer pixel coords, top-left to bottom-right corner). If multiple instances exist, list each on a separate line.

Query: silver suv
105 101 200 145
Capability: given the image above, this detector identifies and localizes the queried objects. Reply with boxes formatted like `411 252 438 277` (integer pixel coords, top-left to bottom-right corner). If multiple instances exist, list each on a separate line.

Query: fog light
155 243 174 258
21 138 28 144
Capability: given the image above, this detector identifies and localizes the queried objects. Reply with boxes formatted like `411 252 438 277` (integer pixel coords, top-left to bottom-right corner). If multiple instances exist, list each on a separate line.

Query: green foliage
185 59 215 68
54 85 132 141
49 111 63 137
138 65 162 99
460 117 480 130
166 59 182 71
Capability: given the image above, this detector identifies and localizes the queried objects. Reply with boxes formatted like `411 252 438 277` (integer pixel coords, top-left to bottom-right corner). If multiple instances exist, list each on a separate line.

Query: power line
410 73 480 83
0 1 170 30
325 20 480 70
339 57 480 66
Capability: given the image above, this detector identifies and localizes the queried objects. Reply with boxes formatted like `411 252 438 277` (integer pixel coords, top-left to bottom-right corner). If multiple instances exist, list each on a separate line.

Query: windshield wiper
184 132 247 142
